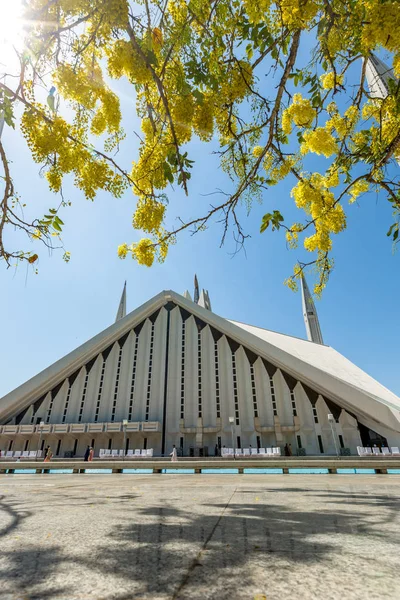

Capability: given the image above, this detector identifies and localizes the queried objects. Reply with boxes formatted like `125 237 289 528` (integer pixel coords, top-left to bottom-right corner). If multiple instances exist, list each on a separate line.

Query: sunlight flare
0 0 25 72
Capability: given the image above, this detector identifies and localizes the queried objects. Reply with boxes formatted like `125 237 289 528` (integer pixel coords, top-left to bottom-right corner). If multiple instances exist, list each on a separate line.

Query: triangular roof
1 290 400 433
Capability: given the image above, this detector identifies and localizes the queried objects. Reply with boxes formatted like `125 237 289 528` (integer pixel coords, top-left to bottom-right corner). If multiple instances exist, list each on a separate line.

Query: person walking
84 445 91 462
88 447 94 461
284 443 289 456
170 445 178 462
44 446 53 462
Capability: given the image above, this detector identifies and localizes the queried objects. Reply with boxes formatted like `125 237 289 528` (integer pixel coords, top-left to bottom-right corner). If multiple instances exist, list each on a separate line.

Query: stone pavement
0 474 399 600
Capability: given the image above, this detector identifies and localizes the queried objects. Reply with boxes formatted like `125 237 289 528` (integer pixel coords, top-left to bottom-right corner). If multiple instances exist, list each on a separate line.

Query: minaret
365 53 395 100
300 274 324 345
198 289 212 311
194 274 200 304
188 275 212 310
364 53 399 165
115 281 127 322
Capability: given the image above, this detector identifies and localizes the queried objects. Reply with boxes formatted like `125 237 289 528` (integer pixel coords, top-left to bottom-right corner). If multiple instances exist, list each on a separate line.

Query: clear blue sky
1 35 399 400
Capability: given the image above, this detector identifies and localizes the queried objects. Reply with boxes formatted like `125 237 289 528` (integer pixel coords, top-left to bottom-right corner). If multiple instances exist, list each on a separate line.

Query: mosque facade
1 277 400 458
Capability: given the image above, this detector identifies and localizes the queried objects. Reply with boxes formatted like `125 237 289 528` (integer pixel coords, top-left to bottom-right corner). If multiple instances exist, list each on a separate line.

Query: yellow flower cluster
360 97 400 162
301 128 337 158
168 0 189 26
118 243 129 258
291 174 346 254
193 98 214 141
117 238 156 266
282 94 315 134
21 108 127 201
286 229 299 249
221 61 253 104
326 106 359 140
55 63 100 110
280 0 321 30
394 54 400 78
55 60 122 136
107 40 152 85
243 0 272 24
131 142 170 196
171 94 195 144
131 238 156 267
361 1 400 55
271 156 297 183
252 145 264 158
348 179 370 204
132 199 166 234
320 72 344 90
91 89 121 135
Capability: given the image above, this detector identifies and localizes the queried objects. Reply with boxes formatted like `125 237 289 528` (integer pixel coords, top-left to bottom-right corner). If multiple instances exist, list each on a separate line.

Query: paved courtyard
0 473 399 600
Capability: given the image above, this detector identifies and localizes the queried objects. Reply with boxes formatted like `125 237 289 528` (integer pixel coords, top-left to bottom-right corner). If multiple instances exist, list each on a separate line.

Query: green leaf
163 162 174 184
246 43 253 60
53 221 62 232
192 89 204 105
146 50 159 66
260 213 272 233
387 224 396 237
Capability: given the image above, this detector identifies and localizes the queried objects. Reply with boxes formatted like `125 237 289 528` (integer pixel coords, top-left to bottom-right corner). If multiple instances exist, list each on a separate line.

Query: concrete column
274 416 283 444
195 417 203 448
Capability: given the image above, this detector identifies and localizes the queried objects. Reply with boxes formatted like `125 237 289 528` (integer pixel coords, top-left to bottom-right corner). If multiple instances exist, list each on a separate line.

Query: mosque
0 273 399 458
1 53 399 459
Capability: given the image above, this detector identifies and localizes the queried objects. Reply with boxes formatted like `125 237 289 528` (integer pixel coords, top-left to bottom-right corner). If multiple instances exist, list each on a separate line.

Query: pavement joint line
171 486 238 599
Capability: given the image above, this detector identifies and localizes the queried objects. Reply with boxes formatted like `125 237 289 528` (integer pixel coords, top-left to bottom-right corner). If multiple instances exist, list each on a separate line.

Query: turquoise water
122 469 153 474
161 469 195 474
13 469 37 474
202 468 239 474
84 468 113 474
244 468 283 474
387 469 400 474
289 468 329 474
355 468 376 474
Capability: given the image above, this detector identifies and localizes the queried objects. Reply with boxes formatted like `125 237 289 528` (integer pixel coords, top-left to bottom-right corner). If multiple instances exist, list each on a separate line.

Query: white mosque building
1 276 400 458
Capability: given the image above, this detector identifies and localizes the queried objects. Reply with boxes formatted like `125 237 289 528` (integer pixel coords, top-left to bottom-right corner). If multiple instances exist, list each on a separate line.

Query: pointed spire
365 53 395 100
183 290 192 301
115 281 127 322
198 289 212 311
300 274 324 345
194 274 199 304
